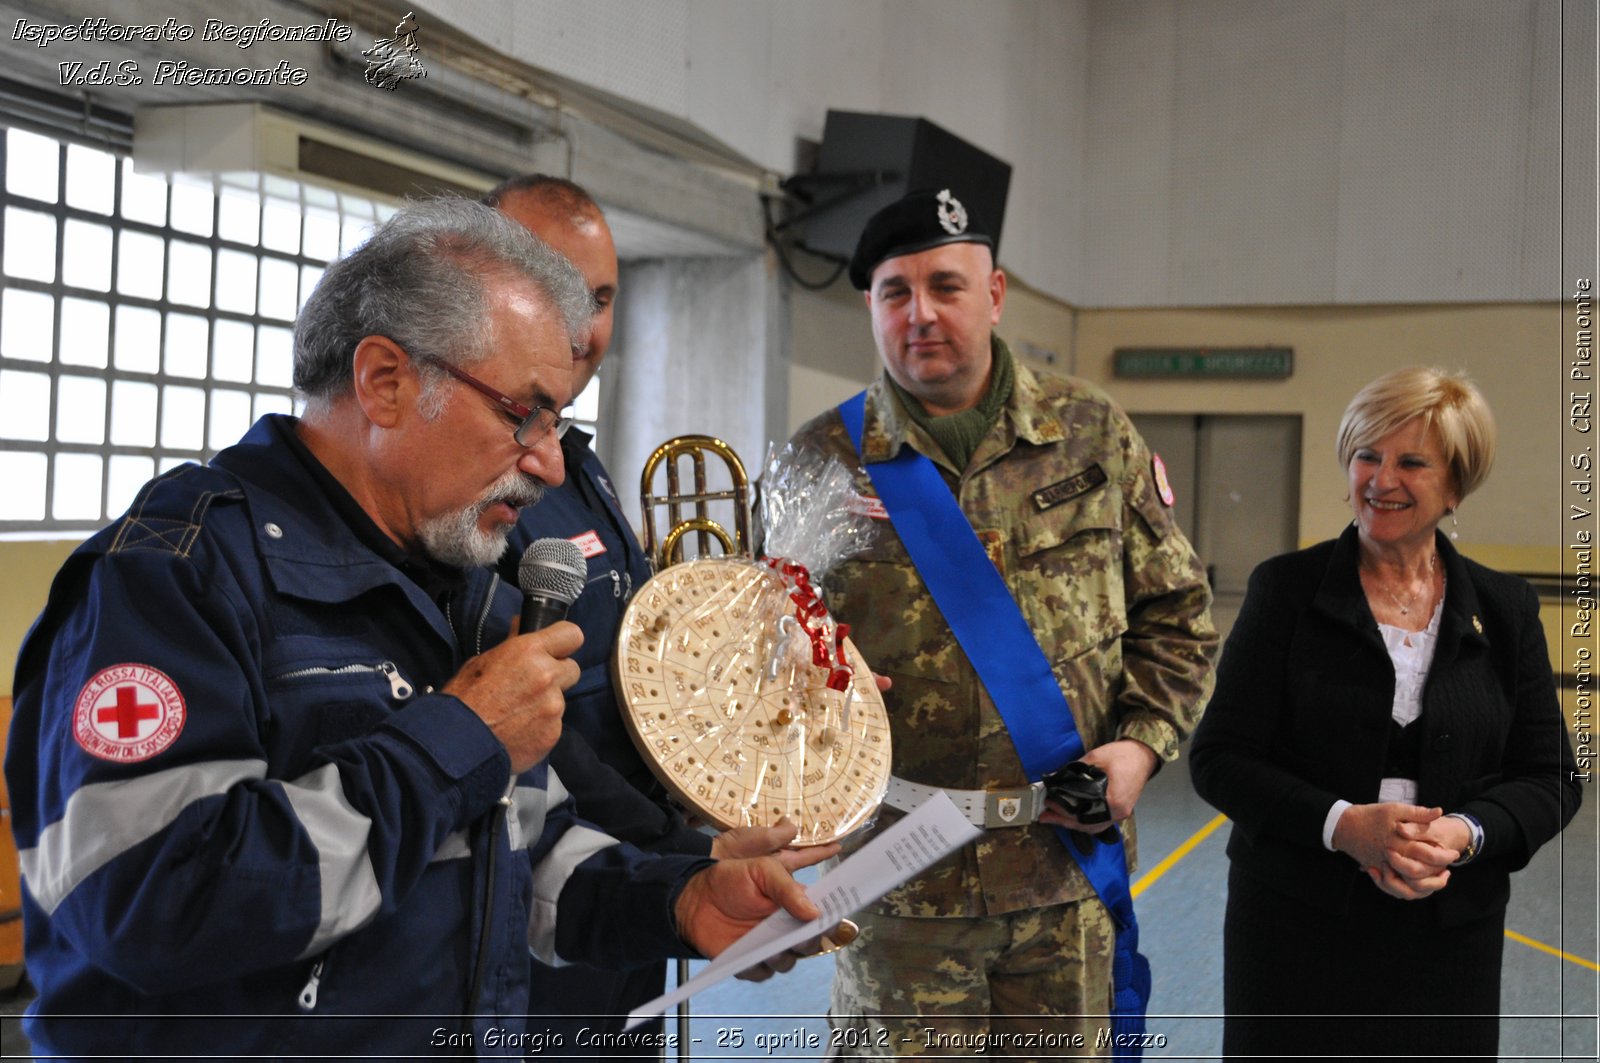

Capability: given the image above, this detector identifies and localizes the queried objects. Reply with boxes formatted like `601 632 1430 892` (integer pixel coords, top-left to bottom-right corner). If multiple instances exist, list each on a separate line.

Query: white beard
416 467 545 569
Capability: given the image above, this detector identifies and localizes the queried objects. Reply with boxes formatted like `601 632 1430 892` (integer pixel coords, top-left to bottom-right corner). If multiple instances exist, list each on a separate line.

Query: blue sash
838 392 1150 1056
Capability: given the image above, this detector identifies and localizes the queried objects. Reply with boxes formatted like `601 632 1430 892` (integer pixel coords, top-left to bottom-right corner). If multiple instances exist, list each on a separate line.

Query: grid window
212 320 255 383
0 452 46 520
167 239 213 308
106 454 153 515
4 208 56 282
6 128 58 202
217 187 261 245
51 453 102 520
1 288 53 361
164 313 210 379
64 143 114 215
0 125 387 537
55 375 106 445
59 297 109 368
255 325 294 388
0 368 50 440
62 220 112 291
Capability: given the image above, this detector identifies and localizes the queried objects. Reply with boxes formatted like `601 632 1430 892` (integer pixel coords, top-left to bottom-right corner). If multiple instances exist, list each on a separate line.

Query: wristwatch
1444 812 1483 865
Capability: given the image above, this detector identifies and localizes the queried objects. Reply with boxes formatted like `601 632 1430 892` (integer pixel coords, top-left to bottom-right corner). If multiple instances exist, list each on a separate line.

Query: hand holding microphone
443 538 588 773
517 536 588 632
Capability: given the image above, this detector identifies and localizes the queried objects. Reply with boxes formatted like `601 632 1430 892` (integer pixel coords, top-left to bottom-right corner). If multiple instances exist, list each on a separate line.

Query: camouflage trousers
828 899 1116 1060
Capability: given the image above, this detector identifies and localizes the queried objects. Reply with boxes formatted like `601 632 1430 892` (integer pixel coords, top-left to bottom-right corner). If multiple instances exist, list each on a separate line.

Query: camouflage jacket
788 345 1217 916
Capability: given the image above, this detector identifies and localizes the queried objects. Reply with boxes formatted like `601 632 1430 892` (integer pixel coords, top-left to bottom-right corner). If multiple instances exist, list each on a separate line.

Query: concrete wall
436 0 1092 301
434 0 1564 307
1082 0 1563 306
608 253 789 504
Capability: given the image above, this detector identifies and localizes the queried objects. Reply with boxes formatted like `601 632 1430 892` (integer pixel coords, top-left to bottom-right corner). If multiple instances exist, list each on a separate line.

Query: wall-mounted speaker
796 110 1012 261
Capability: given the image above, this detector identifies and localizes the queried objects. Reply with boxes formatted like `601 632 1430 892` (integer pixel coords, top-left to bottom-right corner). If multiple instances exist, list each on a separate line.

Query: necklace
1370 553 1438 616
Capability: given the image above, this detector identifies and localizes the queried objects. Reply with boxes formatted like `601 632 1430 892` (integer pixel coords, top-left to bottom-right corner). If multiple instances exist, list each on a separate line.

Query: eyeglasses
434 360 573 446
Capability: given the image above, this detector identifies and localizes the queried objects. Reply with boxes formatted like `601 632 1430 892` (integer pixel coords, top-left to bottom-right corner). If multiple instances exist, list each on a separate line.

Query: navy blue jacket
7 416 710 1058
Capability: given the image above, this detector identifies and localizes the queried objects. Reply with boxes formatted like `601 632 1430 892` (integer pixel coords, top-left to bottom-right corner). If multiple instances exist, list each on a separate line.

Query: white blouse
1320 592 1445 850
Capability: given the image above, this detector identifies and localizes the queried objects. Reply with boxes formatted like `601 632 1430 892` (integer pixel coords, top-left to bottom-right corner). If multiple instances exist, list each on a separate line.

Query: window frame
0 120 389 537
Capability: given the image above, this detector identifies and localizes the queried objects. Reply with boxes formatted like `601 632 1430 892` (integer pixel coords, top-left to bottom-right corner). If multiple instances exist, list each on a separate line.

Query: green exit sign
1113 347 1293 379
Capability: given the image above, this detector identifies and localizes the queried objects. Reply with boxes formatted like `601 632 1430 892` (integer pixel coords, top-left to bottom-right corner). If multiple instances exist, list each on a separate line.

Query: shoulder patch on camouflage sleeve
1152 454 1176 507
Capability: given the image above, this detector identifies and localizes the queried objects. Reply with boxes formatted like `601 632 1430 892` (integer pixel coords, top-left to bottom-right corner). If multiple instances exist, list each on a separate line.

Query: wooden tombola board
613 558 890 846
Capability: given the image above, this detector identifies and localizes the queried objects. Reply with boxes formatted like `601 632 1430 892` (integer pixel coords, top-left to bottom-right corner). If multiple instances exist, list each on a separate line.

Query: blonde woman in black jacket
1190 366 1581 1061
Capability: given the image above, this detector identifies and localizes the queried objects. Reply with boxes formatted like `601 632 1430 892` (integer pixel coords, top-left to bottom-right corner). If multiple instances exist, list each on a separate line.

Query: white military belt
884 775 1046 828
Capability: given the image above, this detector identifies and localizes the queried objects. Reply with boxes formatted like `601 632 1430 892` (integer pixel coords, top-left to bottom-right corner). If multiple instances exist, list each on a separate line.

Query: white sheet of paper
626 790 982 1029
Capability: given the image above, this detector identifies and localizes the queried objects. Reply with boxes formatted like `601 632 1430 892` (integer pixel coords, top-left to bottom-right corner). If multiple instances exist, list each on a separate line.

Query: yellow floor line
1129 814 1600 973
1504 929 1600 972
1131 812 1229 899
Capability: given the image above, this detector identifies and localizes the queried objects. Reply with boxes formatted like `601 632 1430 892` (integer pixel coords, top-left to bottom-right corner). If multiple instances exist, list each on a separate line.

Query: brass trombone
638 434 751 568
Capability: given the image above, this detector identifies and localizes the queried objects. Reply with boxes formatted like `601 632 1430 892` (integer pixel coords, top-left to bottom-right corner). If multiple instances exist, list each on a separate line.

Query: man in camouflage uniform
786 189 1217 1056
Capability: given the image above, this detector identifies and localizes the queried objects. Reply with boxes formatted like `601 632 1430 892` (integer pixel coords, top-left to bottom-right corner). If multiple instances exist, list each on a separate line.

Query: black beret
848 188 994 290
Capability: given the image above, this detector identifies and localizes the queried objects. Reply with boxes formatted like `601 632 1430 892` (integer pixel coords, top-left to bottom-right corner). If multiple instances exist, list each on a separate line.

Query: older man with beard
6 197 833 1059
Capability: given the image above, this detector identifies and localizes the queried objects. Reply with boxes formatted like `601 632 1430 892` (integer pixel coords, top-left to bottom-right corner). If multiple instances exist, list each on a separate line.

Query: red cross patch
73 664 187 763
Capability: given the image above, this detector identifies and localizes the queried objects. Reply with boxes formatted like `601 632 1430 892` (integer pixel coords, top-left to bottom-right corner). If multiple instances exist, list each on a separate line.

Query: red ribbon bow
765 557 854 691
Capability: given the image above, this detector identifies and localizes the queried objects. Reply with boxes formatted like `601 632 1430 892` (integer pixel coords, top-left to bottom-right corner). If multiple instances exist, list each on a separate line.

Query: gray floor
1 753 1594 1059
671 750 1599 1061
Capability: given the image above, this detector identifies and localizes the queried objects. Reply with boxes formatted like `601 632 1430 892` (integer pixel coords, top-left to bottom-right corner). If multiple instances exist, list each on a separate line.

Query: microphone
517 537 588 632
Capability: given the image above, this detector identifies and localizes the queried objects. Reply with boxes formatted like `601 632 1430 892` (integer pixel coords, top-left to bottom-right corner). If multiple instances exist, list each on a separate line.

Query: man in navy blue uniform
6 197 829 1058
486 176 665 811
485 176 799 1052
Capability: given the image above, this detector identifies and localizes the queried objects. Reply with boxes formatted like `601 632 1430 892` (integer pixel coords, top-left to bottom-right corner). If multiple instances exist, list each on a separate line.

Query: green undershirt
888 337 1015 471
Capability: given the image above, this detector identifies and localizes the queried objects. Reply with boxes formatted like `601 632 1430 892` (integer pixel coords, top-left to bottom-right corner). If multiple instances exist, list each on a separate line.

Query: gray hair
293 197 593 408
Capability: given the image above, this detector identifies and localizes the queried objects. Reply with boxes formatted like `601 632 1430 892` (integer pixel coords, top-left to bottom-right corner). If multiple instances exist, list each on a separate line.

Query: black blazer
1190 526 1581 926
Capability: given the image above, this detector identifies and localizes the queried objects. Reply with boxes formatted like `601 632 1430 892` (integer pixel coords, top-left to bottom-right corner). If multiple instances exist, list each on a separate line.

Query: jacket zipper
473 573 500 655
275 661 414 700
297 958 323 1011
445 573 501 656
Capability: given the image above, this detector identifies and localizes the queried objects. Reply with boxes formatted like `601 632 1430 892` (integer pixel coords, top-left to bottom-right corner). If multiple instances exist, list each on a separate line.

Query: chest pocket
263 638 424 774
823 531 965 683
1013 480 1129 663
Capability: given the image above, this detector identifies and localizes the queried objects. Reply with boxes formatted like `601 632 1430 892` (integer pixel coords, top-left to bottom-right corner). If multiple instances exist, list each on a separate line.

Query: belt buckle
983 784 1041 828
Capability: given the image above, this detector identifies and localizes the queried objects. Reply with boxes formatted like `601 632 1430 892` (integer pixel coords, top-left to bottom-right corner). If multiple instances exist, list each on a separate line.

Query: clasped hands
1332 803 1473 901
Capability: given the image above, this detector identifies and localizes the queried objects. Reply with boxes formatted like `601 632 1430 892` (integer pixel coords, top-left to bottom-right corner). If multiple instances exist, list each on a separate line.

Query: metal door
1131 414 1301 638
